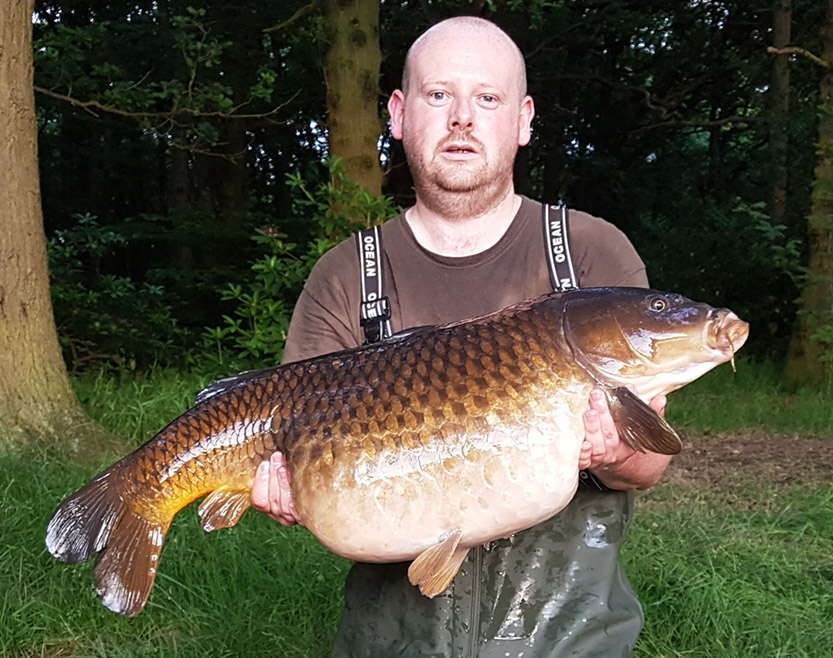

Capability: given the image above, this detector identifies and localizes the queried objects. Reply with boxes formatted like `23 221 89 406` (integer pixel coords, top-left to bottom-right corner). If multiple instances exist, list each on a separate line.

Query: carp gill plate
45 287 749 616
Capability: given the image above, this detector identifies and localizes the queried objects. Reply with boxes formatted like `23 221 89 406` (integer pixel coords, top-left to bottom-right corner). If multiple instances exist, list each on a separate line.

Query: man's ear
518 95 535 146
388 90 406 140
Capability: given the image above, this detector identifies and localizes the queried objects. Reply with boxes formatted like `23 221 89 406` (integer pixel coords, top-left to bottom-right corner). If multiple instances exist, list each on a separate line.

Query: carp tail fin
45 468 171 617
46 470 120 564
93 512 171 617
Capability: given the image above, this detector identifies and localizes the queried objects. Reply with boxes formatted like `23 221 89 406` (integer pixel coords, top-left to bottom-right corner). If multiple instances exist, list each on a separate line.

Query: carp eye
649 297 668 312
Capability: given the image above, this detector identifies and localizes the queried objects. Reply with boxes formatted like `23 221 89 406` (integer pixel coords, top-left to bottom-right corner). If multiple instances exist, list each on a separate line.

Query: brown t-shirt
283 195 647 363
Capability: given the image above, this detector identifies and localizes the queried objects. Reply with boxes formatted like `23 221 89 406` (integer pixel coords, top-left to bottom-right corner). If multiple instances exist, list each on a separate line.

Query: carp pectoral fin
198 487 252 532
606 387 683 455
407 529 469 597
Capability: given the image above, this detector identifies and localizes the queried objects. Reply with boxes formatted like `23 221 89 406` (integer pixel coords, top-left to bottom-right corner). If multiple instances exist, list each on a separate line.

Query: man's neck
405 191 522 257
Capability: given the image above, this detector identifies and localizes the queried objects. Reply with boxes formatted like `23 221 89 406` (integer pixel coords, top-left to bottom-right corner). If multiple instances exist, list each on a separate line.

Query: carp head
561 287 749 402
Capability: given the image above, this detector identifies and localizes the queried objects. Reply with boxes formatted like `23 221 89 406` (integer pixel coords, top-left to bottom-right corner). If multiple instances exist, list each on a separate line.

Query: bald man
254 17 669 657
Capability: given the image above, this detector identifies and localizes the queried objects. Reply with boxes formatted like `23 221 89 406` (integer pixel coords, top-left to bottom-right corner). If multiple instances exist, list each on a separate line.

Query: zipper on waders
466 544 483 657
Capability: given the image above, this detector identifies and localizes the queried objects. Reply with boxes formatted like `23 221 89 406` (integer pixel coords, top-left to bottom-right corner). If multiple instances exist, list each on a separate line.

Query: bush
200 159 399 369
49 213 189 371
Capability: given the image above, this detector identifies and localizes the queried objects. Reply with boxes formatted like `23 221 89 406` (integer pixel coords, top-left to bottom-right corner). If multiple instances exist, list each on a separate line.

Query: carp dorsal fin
198 487 252 532
194 368 276 405
407 529 469 597
386 324 434 341
605 387 683 455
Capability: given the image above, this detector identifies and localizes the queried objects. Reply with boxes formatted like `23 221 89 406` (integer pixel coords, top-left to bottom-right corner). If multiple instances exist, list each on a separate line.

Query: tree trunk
0 0 100 447
769 0 791 227
324 0 383 197
785 1 833 383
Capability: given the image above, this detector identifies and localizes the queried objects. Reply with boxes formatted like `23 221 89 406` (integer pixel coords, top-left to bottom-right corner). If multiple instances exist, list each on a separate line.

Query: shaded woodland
5 0 833 392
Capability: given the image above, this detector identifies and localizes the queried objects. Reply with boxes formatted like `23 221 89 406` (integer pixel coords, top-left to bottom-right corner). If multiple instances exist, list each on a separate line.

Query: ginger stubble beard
403 130 519 221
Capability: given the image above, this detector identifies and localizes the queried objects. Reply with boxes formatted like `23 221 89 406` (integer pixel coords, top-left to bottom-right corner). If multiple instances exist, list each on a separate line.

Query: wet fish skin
45 287 749 617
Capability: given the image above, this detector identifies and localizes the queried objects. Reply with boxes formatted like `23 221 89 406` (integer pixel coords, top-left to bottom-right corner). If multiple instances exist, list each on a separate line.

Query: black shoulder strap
543 204 609 491
355 225 392 344
542 204 578 292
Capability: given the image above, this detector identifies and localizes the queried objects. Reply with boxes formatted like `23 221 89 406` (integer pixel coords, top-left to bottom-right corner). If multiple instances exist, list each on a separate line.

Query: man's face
389 31 534 216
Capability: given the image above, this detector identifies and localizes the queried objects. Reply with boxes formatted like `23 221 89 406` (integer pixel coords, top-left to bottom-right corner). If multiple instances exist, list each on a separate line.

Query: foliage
200 159 399 368
632 198 803 358
34 6 281 152
49 213 189 371
25 0 829 366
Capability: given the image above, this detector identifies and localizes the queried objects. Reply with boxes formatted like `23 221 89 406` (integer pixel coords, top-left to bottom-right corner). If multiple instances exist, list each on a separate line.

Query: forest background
12 0 832 381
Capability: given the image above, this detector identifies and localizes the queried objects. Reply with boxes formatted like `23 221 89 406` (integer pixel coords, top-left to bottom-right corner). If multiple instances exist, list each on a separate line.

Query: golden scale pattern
119 300 578 516
280 305 576 481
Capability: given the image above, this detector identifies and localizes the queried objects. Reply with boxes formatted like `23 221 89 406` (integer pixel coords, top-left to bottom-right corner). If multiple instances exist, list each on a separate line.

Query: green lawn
1 360 831 657
628 483 833 657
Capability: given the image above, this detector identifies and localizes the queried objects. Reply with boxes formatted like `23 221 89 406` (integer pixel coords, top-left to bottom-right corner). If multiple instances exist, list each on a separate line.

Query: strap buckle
360 297 391 344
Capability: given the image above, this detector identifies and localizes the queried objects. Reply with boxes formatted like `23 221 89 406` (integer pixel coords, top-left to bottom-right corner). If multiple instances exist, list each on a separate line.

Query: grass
665 357 833 435
1 359 832 656
627 483 833 657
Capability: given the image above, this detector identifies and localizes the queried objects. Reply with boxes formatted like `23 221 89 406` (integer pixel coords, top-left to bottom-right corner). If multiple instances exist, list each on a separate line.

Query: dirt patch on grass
665 433 833 488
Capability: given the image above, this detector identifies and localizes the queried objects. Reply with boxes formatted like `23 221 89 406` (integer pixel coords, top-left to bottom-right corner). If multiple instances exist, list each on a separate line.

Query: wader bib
334 205 643 657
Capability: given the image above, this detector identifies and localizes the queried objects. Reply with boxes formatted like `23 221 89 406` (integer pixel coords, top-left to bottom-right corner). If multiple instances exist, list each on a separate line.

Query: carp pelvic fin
198 487 252 532
45 467 171 617
606 387 683 455
407 528 469 597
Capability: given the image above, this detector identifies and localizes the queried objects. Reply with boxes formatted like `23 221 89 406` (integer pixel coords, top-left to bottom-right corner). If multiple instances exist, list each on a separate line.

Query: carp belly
293 411 585 563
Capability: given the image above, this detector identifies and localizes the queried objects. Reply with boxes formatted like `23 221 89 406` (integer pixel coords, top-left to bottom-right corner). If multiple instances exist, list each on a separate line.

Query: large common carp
46 287 748 617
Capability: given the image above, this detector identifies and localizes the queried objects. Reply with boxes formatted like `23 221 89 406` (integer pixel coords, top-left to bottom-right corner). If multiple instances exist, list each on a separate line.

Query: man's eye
430 91 446 101
481 95 496 103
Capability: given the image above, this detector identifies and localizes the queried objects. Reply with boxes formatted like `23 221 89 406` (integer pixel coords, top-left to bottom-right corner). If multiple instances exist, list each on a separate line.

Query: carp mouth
706 309 750 369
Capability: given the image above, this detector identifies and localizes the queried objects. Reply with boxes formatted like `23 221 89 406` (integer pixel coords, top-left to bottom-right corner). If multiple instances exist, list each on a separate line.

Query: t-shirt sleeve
570 211 649 288
281 240 363 364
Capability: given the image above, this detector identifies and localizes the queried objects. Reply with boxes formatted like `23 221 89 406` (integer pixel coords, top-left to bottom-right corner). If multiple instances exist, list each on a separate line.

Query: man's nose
448 98 474 131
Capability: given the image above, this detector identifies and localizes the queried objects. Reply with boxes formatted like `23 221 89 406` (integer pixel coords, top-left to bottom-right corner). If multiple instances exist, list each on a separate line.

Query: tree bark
785 0 833 383
769 0 791 227
0 0 99 445
324 0 383 197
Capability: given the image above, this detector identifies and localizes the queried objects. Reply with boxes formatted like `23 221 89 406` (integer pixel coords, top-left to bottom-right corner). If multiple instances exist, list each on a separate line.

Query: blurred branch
34 86 297 158
767 46 829 68
263 2 318 33
34 85 295 121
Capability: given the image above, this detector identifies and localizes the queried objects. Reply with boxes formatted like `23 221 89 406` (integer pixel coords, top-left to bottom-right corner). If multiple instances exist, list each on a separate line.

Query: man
253 16 670 657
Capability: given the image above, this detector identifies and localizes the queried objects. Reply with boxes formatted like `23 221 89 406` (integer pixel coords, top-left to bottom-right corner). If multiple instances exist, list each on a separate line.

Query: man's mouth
445 144 476 154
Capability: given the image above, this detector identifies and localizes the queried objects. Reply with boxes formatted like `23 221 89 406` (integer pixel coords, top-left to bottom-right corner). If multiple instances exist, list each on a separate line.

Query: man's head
388 17 535 219
401 17 528 99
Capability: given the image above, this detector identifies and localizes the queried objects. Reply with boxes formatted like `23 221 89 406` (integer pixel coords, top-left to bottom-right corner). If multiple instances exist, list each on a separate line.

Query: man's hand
579 388 671 490
251 452 303 526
